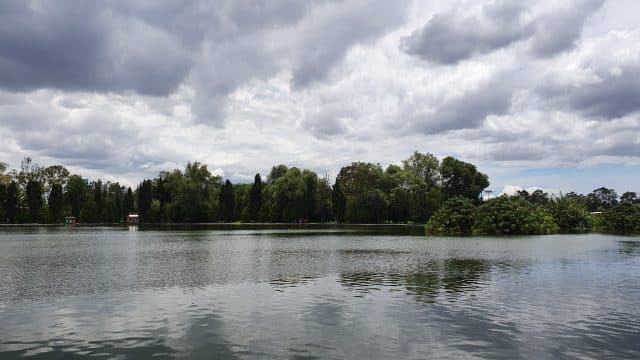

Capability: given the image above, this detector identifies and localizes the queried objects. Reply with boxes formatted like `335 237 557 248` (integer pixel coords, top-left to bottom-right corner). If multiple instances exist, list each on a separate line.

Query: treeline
0 153 488 224
1 155 638 234
425 188 640 235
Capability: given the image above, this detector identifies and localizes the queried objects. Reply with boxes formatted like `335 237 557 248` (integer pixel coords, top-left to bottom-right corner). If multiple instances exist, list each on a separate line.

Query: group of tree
0 158 135 224
425 187 640 235
0 152 489 225
1 155 638 234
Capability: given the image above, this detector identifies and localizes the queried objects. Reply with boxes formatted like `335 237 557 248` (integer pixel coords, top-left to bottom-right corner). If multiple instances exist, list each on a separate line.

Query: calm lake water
1 227 639 359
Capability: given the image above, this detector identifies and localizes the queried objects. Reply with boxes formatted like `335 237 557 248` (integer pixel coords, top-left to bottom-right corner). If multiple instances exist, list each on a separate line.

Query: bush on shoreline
425 197 475 235
425 194 640 236
472 196 558 235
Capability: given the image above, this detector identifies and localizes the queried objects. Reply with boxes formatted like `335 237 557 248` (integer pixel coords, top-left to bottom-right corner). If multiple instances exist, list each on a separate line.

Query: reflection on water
619 239 640 256
338 259 492 303
0 229 639 358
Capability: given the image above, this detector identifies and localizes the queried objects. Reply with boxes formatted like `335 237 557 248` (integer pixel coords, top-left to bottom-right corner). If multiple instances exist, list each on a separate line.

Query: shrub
547 196 591 231
425 197 475 235
472 196 558 235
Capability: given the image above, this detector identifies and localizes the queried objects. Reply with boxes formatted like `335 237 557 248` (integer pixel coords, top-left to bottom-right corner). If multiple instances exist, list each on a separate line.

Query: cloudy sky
1 0 639 194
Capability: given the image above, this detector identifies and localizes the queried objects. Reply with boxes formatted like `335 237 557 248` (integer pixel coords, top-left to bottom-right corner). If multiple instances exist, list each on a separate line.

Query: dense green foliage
0 155 638 234
472 196 558 235
596 203 640 234
440 157 489 202
425 197 475 235
547 196 591 231
425 196 558 236
425 188 640 235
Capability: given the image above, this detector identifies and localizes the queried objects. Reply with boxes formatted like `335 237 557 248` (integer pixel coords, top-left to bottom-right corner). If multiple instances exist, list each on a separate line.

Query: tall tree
345 189 387 224
66 175 85 219
586 187 618 211
80 199 100 223
166 163 220 222
620 192 638 204
439 157 489 202
247 174 263 221
219 180 235 222
315 177 333 222
42 165 70 193
402 151 440 187
26 180 43 222
267 165 288 183
123 187 135 216
331 181 346 223
336 162 383 199
137 180 153 222
234 184 250 221
15 157 44 188
154 173 171 221
105 183 124 222
0 162 11 183
48 183 64 223
93 180 103 222
6 181 18 223
266 167 312 222
388 187 411 223
0 182 6 222
302 170 317 221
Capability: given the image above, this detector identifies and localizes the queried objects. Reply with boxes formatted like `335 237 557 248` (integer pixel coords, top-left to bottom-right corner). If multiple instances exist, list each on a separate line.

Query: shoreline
0 222 425 227
0 223 636 236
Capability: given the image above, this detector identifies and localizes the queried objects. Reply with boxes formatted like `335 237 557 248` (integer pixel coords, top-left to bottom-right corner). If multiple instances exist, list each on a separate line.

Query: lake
1 226 639 359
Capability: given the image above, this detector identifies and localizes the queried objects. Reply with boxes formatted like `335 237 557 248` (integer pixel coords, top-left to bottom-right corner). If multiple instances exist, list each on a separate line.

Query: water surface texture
1 227 639 359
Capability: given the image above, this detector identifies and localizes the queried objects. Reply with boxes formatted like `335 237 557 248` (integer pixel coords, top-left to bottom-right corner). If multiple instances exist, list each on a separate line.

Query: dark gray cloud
529 1 604 57
0 97 132 170
290 0 407 88
0 1 193 96
302 103 352 139
539 62 640 119
481 142 550 162
598 139 640 157
0 0 404 109
401 2 529 64
405 73 516 134
401 0 604 64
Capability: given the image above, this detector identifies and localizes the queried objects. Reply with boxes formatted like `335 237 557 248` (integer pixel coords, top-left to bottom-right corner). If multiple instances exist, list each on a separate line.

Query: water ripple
0 230 639 358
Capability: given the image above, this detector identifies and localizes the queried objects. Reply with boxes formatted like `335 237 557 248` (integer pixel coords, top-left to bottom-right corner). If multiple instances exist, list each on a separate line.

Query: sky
0 0 639 195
